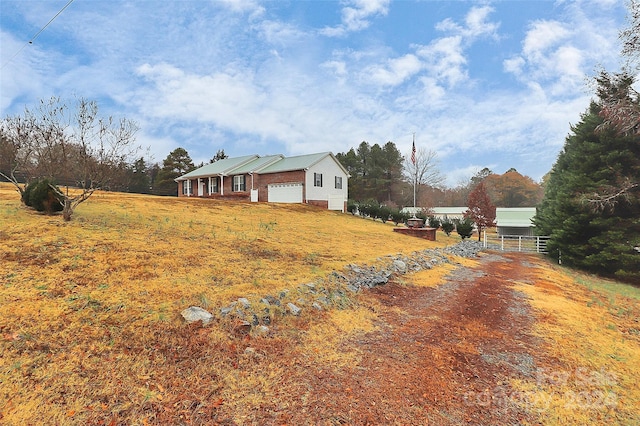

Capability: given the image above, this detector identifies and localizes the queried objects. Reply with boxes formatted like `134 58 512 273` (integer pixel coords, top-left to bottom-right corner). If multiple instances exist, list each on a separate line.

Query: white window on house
209 177 218 194
335 176 342 189
233 175 246 192
182 179 191 196
314 172 323 187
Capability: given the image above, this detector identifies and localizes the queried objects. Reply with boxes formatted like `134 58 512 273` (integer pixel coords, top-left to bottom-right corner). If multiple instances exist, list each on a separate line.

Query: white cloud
464 5 500 38
218 0 265 15
0 33 46 111
362 6 499 92
257 20 308 46
368 54 423 86
416 36 467 87
503 56 525 76
320 0 390 36
436 5 500 40
522 20 570 58
321 60 348 77
503 14 616 97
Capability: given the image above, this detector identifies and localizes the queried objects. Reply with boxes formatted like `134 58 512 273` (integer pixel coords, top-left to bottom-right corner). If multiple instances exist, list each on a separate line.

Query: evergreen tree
128 157 151 194
153 147 195 196
336 141 404 204
210 149 228 163
534 102 640 283
454 217 474 239
381 141 404 204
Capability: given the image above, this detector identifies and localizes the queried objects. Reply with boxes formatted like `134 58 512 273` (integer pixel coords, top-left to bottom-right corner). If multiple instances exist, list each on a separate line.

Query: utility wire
1 0 76 71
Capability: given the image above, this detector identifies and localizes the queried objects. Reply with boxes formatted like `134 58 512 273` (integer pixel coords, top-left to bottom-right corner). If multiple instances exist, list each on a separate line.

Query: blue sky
0 0 629 186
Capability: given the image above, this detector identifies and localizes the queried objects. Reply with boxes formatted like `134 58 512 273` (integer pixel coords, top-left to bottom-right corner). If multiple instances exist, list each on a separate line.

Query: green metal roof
431 207 467 215
495 207 536 227
175 155 258 180
231 155 284 174
258 152 334 174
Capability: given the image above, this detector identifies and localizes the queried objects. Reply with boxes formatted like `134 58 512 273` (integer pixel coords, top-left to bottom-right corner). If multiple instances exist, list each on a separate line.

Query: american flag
411 140 416 165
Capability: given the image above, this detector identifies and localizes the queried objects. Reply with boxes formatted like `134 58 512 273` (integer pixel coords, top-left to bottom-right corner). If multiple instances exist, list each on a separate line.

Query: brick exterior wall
306 199 329 209
178 176 251 200
257 170 306 202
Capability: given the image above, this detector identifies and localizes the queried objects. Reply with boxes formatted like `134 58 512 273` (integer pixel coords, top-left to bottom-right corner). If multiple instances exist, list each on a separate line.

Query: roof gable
230 155 284 174
258 152 347 175
176 155 258 181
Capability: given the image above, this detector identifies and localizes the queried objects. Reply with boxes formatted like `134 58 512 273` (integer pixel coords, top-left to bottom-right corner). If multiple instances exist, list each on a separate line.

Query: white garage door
268 183 303 203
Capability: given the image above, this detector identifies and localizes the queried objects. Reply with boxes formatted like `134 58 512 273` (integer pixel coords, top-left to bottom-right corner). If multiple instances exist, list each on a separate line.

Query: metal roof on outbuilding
495 207 536 227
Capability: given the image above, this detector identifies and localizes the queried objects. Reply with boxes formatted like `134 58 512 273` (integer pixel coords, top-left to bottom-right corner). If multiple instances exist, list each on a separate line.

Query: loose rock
181 306 213 325
287 302 302 316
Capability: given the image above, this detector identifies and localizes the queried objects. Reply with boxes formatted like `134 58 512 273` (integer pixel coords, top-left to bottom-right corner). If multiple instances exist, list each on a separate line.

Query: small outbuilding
495 207 536 236
401 206 467 222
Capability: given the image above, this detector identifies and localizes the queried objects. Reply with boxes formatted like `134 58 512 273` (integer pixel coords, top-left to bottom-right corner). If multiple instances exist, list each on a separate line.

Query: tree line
335 141 543 209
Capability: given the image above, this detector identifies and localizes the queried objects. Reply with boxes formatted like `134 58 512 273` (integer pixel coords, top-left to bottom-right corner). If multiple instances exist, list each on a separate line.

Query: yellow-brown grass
512 257 640 425
1 183 638 425
0 183 451 424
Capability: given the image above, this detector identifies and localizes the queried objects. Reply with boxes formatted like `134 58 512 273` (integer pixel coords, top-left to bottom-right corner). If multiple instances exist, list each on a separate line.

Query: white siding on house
306 156 348 211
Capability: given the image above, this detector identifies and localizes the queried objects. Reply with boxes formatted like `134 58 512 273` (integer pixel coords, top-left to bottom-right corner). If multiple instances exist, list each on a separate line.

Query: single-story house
495 207 536 236
174 152 349 212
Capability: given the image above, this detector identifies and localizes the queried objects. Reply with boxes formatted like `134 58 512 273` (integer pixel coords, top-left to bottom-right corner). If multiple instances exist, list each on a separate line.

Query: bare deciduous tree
403 147 444 207
0 96 140 220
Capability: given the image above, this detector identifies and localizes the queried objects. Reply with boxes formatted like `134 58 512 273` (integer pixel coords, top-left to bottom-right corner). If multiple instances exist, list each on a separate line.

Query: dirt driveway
179 251 547 425
277 251 544 425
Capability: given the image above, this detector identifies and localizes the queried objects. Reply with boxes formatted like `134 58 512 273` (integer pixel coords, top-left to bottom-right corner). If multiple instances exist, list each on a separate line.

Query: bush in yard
428 216 441 229
454 217 474 239
368 203 381 220
347 200 358 215
390 209 408 226
441 218 455 236
21 181 36 207
358 199 380 219
23 179 63 214
378 205 392 223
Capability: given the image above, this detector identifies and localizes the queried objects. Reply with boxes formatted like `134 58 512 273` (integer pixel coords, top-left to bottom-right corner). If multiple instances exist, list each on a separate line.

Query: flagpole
412 133 416 209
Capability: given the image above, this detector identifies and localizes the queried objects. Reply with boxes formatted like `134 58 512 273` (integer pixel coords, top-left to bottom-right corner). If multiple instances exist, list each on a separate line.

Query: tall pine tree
153 147 195 196
534 102 640 283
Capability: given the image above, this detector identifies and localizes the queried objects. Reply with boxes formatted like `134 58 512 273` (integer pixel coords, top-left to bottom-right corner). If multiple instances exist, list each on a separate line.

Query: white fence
483 232 550 254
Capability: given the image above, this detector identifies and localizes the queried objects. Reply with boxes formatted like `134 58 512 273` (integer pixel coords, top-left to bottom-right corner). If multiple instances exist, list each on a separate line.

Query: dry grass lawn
1 182 638 425
0 183 453 424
